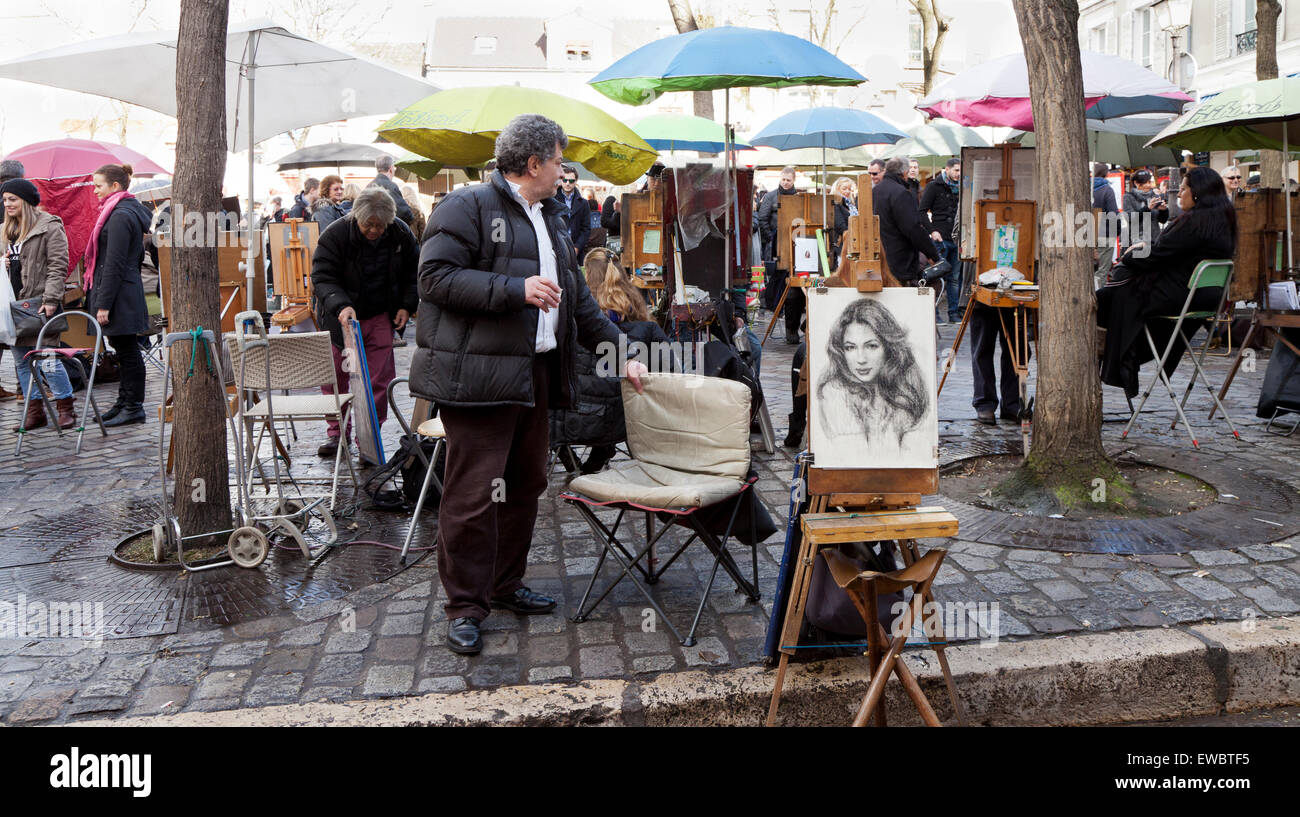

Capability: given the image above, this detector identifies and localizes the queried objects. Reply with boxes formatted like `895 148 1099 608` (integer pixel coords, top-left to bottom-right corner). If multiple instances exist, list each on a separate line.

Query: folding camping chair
1121 259 1240 448
821 547 951 727
224 329 358 510
560 372 762 647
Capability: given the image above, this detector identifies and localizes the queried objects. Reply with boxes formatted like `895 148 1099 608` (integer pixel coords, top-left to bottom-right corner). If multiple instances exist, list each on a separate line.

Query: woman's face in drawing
840 321 884 385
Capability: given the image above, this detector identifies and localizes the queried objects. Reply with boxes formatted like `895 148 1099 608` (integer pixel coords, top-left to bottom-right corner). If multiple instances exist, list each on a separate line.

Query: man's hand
734 315 745 330
625 359 647 394
394 309 410 331
40 304 57 318
524 276 561 312
96 309 110 326
930 231 943 243
338 306 357 325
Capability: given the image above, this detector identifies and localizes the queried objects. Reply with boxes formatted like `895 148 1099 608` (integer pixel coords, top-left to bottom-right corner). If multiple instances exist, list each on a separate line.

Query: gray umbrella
272 142 394 171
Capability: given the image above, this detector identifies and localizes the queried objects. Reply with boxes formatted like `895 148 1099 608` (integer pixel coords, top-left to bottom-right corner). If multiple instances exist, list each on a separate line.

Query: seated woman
816 298 931 460
549 248 673 474
1097 166 1237 398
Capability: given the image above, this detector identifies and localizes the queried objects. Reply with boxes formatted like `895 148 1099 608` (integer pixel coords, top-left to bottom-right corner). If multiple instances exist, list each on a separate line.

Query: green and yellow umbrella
377 86 657 186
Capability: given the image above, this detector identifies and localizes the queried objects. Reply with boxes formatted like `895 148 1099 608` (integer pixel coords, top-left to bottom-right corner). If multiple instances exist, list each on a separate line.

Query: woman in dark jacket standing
1121 169 1169 251
85 163 152 426
1097 166 1236 398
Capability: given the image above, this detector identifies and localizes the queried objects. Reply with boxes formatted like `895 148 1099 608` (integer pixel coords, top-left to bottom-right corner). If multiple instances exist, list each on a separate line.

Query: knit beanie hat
0 178 40 207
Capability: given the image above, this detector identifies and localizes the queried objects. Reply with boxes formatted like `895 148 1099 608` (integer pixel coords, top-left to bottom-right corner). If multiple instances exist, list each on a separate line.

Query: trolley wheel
277 497 306 518
152 523 167 562
227 526 269 569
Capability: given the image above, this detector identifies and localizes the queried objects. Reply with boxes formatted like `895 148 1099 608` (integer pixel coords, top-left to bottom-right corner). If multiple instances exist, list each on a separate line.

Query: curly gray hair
495 114 568 176
352 186 397 227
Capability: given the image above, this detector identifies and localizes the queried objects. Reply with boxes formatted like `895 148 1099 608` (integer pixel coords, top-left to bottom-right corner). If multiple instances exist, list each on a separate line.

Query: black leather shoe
97 400 125 422
447 617 482 654
490 587 557 615
102 403 145 427
1000 410 1022 422
317 438 339 458
976 410 997 426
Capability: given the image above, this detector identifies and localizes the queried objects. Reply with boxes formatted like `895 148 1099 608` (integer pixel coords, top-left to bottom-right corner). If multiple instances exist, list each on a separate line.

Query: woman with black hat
2 178 75 430
84 163 152 427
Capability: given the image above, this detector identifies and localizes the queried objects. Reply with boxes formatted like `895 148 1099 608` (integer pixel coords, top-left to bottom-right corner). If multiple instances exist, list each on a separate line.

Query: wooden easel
268 218 319 328
764 463 965 726
619 190 664 274
937 144 1039 454
1211 191 1300 419
156 231 265 336
763 176 892 344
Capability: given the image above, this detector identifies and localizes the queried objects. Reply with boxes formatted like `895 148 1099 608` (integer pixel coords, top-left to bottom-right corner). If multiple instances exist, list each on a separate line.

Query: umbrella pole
724 89 731 297
1287 121 1293 274
244 31 261 313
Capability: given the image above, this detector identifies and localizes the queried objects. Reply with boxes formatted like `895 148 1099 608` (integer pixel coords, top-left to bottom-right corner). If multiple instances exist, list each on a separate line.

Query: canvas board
807 287 938 469
343 318 384 466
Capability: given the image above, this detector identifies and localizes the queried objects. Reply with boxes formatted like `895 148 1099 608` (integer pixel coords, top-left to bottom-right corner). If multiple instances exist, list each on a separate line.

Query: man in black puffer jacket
412 114 647 655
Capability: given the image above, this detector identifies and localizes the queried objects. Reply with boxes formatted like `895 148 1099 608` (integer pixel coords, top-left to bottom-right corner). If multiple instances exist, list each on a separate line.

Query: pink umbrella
2 137 169 179
916 51 1192 131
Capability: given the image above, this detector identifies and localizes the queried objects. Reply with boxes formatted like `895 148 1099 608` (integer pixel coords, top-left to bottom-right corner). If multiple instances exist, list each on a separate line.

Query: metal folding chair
560 373 762 647
14 311 108 455
1121 259 1240 448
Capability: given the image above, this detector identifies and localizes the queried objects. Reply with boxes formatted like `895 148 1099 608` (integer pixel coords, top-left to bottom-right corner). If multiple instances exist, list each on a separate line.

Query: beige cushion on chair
569 460 746 509
620 373 751 480
416 416 445 438
244 393 353 417
568 373 752 510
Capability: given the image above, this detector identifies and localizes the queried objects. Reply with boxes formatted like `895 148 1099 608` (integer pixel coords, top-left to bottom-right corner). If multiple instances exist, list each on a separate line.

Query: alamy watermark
0 595 105 647
1040 205 1158 258
891 599 1002 647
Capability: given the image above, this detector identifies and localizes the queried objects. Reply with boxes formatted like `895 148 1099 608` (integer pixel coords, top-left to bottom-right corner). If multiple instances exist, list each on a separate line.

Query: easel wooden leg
937 296 977 397
1210 318 1257 421
762 280 793 346
898 538 967 726
765 494 826 726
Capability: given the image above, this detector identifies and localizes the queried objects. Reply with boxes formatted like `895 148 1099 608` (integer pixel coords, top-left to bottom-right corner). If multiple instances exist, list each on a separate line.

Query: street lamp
1154 0 1193 90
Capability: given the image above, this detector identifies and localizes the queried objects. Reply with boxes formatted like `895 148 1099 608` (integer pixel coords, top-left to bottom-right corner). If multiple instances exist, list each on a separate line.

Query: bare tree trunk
1011 0 1110 484
1257 0 1284 188
911 0 951 96
666 0 714 120
171 0 232 544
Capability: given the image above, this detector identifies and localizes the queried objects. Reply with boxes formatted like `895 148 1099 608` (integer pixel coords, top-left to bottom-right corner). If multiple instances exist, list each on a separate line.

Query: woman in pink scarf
85 163 152 426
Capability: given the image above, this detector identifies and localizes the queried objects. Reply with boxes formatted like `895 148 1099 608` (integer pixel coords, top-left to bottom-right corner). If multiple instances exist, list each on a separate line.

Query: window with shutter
1120 14 1132 59
1214 0 1230 61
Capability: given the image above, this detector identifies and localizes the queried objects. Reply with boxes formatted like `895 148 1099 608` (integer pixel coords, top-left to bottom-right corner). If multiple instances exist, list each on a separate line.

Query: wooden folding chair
821 546 952 727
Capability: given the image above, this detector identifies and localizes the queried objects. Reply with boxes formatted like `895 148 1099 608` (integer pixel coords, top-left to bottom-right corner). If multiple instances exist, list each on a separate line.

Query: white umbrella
0 18 437 308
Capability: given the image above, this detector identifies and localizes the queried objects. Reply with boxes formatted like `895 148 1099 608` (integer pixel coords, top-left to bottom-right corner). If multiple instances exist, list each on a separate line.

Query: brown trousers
437 353 554 621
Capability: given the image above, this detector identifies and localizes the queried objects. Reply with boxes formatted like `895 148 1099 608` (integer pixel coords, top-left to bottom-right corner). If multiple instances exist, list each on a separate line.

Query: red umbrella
2 137 169 179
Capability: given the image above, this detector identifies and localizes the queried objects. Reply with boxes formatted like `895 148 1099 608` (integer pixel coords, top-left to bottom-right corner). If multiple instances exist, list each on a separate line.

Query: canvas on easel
807 287 938 470
343 318 384 466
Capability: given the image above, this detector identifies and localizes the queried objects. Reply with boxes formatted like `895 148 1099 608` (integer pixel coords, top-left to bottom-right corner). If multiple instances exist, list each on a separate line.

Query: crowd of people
0 111 1254 655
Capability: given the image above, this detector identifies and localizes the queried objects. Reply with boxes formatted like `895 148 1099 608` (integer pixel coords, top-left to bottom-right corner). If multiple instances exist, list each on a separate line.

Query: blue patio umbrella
751 107 906 228
590 26 866 297
750 107 906 151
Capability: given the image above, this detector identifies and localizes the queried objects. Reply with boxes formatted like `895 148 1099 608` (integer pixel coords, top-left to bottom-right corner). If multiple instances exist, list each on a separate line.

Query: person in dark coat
827 176 858 267
874 157 940 284
920 157 963 322
600 194 620 235
287 178 319 220
369 154 414 225
312 174 347 230
554 164 591 253
412 114 647 655
1093 162 1120 278
85 163 152 427
549 248 672 474
310 187 419 459
758 166 804 342
1097 166 1237 398
1121 168 1169 251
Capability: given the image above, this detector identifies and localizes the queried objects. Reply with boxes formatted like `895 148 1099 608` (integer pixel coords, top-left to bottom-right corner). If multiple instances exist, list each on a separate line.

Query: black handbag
11 298 67 345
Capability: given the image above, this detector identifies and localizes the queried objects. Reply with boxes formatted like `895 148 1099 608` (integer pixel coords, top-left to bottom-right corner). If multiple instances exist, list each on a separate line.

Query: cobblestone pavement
1 313 1298 724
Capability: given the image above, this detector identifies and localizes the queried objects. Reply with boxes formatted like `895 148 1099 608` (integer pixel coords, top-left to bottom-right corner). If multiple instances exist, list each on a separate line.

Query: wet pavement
1 313 1299 723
